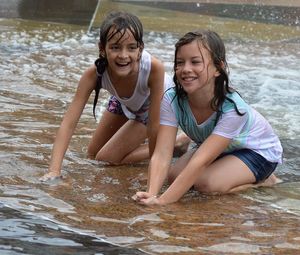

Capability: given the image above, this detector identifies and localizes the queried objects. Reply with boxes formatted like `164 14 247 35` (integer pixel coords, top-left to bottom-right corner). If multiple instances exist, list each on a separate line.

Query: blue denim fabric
226 149 278 183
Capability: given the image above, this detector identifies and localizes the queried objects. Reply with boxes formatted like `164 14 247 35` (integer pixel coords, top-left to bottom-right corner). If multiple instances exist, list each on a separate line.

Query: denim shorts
223 149 278 183
106 96 149 125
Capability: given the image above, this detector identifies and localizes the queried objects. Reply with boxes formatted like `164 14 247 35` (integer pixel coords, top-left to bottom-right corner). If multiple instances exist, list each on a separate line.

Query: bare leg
193 155 257 193
168 150 280 194
228 174 282 193
173 133 191 157
122 143 149 163
258 174 282 186
168 149 195 184
88 111 191 164
95 119 147 164
125 132 192 163
87 110 128 159
169 153 256 194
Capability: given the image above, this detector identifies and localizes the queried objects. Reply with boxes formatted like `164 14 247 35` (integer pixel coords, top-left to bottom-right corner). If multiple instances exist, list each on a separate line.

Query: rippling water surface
0 6 300 255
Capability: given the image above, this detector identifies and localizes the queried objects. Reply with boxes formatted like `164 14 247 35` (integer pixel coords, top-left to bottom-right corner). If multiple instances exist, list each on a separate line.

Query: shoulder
77 64 97 91
140 50 164 74
227 91 248 104
150 55 164 74
163 87 177 103
223 91 249 112
164 86 176 96
82 64 97 78
147 53 165 88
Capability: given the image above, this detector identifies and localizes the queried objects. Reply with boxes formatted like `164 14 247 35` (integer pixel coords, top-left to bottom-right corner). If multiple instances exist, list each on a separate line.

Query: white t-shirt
160 88 283 163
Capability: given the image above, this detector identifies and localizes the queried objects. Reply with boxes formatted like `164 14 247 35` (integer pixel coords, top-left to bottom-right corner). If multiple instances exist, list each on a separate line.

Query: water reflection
0 2 300 254
0 204 143 255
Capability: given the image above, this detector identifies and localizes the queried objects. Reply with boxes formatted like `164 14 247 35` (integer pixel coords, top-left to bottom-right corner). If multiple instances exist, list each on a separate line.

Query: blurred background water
0 0 299 254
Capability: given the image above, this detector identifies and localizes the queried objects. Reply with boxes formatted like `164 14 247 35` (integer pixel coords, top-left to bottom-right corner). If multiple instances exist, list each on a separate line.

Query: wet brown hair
172 29 243 125
93 11 144 118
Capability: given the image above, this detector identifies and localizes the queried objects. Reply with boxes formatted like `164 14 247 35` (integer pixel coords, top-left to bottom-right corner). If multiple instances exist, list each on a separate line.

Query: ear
214 61 225 77
214 69 221 77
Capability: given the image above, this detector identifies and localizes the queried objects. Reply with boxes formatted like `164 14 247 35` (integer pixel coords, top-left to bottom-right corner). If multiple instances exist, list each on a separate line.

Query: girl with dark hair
133 30 283 205
40 11 188 181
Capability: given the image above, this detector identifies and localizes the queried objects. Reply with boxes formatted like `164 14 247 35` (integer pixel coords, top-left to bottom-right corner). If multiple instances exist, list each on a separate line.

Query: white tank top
101 50 151 112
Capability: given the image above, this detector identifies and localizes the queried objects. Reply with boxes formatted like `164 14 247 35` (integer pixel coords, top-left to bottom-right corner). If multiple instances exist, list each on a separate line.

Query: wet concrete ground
0 1 299 254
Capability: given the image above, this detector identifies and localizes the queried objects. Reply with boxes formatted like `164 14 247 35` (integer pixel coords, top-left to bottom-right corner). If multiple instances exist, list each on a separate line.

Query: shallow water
0 3 300 255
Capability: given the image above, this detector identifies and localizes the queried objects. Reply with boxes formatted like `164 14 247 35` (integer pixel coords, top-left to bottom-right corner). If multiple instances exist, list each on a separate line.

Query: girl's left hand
132 191 161 206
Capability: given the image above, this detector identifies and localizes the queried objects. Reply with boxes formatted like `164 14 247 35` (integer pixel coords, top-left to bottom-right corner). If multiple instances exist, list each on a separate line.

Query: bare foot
228 174 282 193
258 174 282 187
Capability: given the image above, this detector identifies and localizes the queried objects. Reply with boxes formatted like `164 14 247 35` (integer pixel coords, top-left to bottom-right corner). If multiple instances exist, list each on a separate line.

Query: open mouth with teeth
182 77 197 82
116 62 130 67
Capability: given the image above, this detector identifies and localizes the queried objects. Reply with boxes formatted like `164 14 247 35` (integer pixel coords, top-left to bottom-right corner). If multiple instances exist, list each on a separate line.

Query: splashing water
0 3 300 254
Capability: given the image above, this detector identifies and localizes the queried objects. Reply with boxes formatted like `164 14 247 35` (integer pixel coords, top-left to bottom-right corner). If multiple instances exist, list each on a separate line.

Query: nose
182 62 192 73
118 48 128 59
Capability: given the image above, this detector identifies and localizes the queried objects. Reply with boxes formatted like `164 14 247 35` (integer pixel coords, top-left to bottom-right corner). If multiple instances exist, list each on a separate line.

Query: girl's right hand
39 171 62 182
132 191 151 202
132 191 161 205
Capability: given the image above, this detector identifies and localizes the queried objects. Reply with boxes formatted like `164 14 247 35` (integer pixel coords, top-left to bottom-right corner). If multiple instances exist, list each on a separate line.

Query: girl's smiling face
104 28 142 78
175 40 220 96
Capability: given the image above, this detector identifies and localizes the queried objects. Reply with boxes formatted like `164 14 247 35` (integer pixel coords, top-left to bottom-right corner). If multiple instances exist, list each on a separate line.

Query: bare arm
147 56 165 157
41 66 97 180
134 125 177 201
158 134 231 204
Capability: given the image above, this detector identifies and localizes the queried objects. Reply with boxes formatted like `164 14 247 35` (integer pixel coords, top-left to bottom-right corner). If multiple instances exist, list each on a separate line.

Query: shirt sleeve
160 94 178 127
212 110 248 139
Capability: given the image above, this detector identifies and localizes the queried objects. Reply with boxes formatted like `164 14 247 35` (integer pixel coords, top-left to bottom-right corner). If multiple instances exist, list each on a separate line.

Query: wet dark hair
173 29 243 125
93 11 144 118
